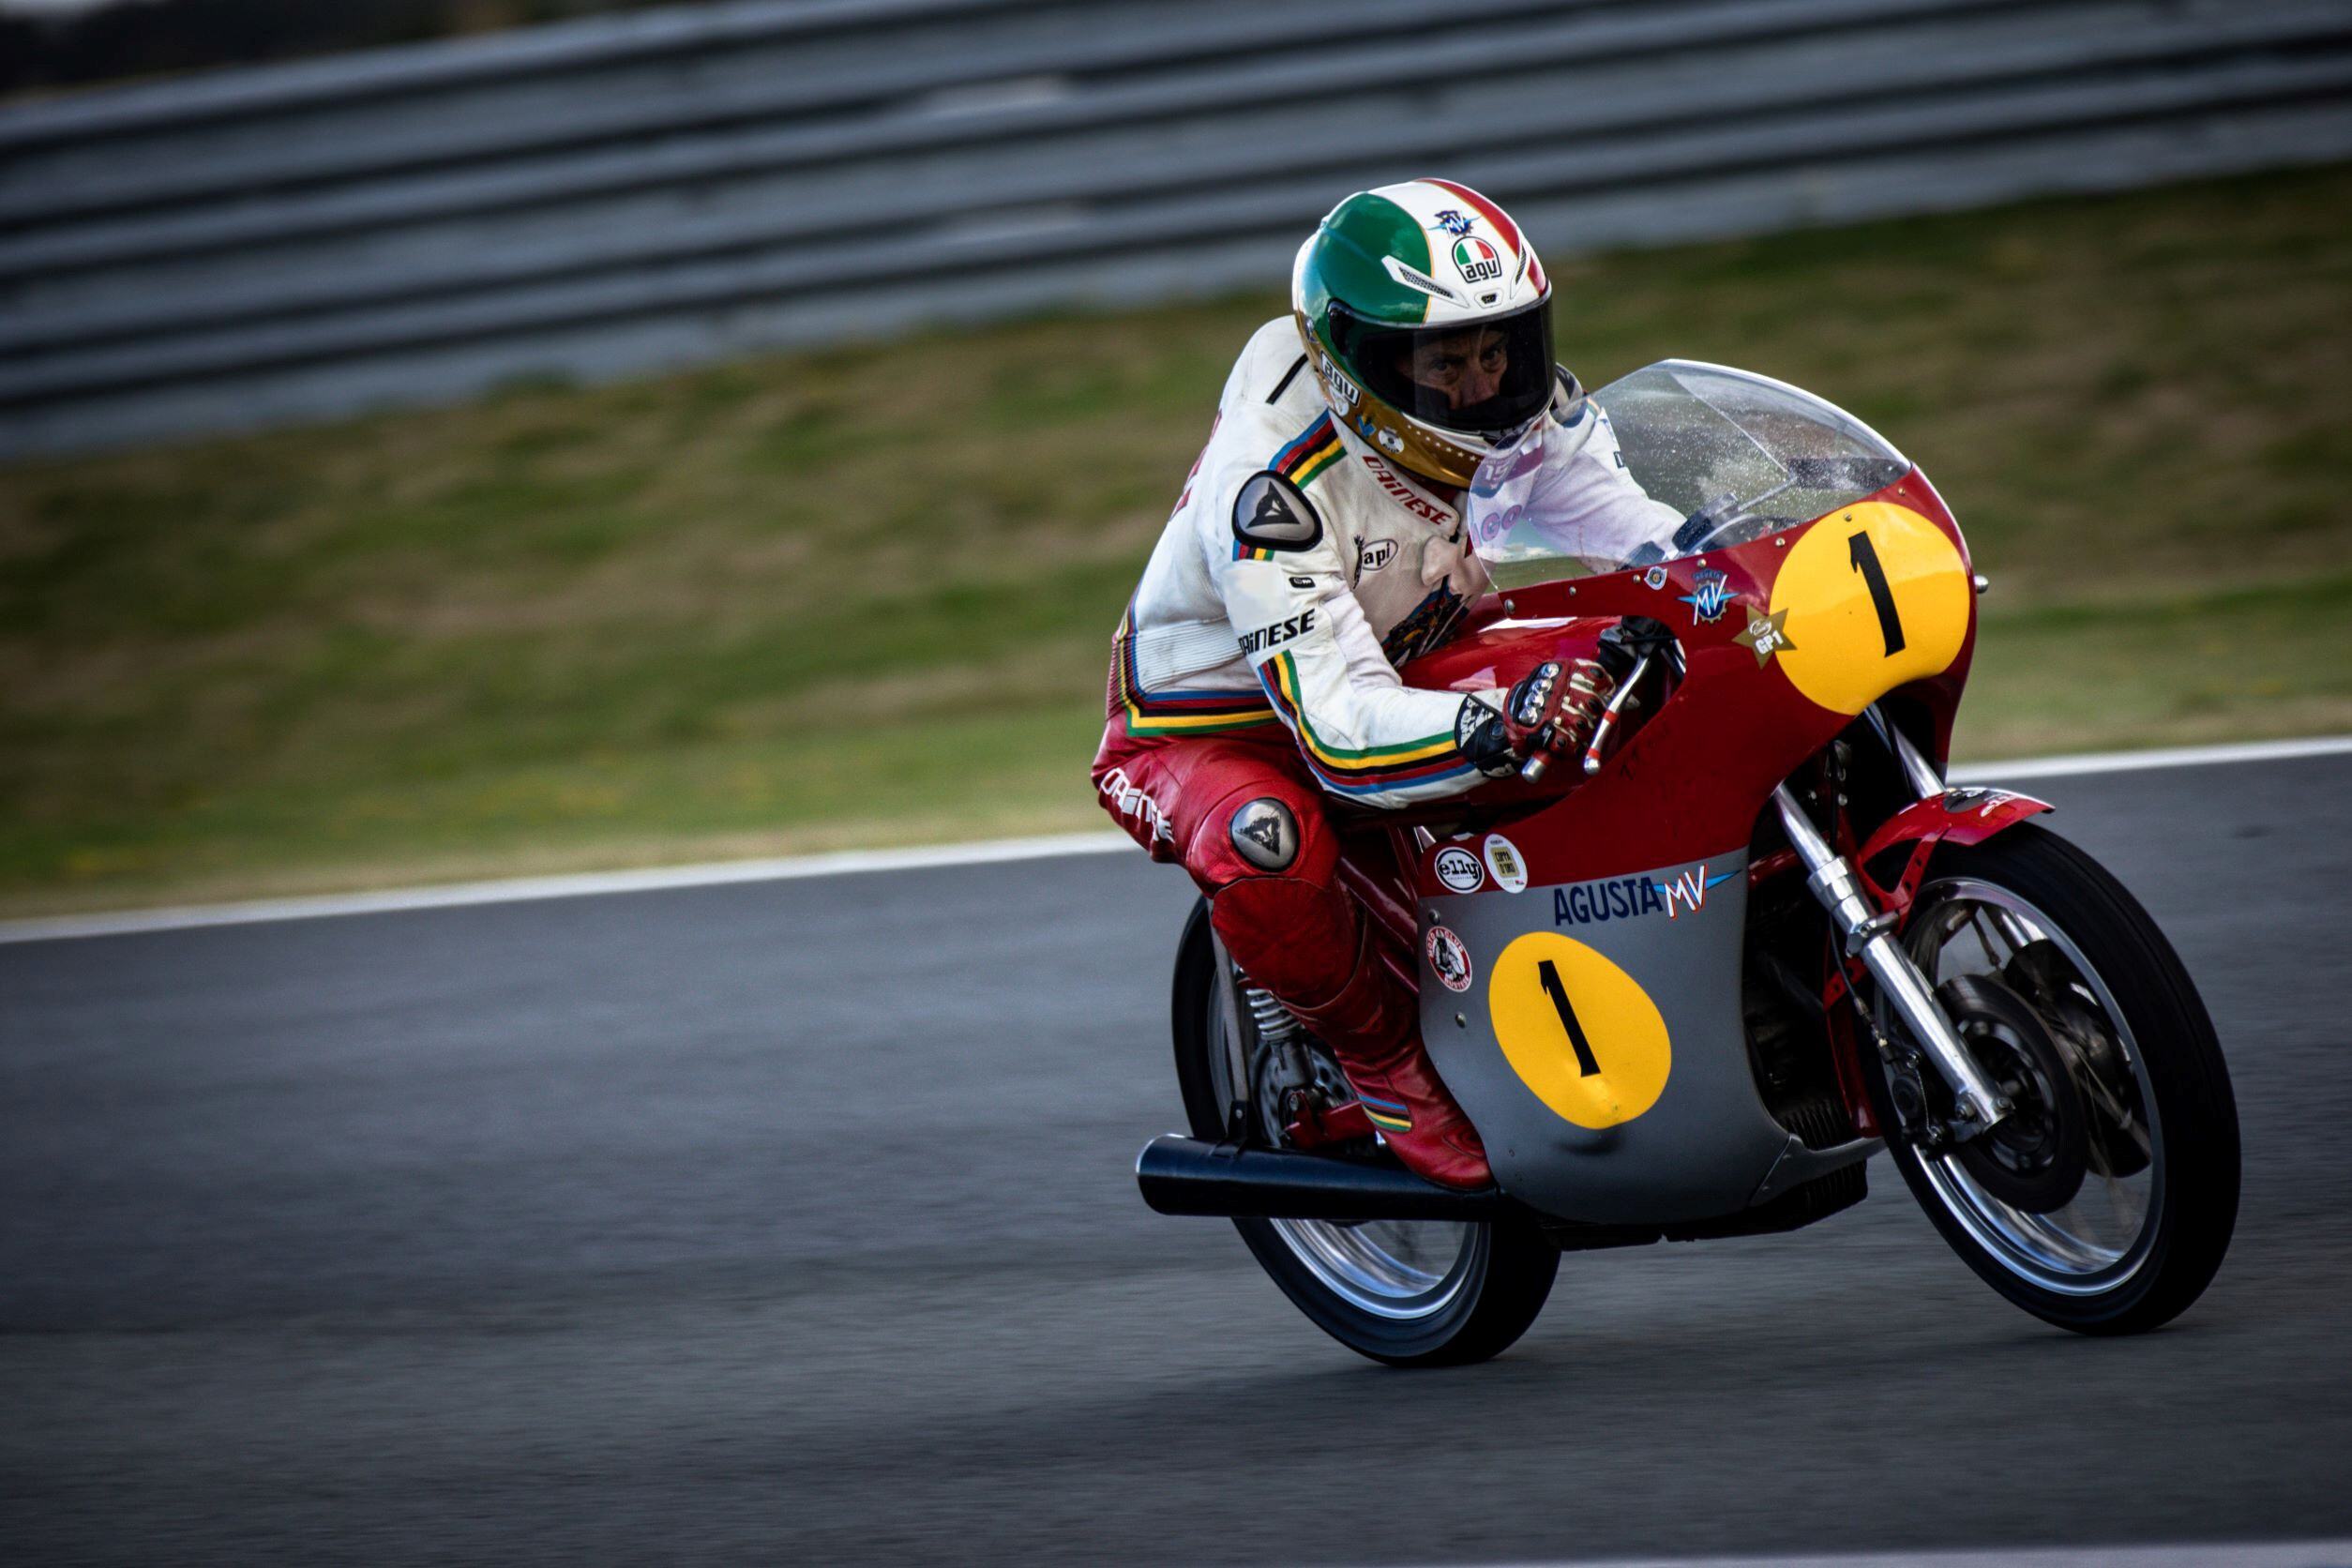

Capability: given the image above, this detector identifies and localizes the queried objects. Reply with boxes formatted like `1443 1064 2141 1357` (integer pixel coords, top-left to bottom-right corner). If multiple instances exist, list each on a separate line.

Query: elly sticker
1432 845 1485 894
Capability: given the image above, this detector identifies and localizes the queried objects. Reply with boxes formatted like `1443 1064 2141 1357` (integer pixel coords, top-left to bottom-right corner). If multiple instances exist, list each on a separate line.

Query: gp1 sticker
1426 925 1473 992
1486 931 1671 1129
1767 501 1969 716
1482 833 1529 894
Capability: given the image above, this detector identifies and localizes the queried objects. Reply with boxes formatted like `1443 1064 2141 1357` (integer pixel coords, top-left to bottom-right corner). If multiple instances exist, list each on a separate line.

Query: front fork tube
1772 785 2013 1141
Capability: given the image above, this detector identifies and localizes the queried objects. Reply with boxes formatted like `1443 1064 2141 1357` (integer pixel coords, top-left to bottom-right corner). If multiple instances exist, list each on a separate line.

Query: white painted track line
1949 732 2352 782
1450 1544 2352 1568
5 734 2345 944
0 832 1130 945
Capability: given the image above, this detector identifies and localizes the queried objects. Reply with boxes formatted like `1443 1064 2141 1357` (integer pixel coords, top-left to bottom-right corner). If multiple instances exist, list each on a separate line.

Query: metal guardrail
2 0 2347 457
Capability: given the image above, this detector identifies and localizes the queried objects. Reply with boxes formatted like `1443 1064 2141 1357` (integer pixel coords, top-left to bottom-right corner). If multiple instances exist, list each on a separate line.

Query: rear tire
1170 898 1558 1366
1862 824 2238 1334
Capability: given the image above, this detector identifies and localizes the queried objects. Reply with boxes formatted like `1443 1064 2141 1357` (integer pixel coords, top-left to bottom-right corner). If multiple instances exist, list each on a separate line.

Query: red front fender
1855 786 2053 924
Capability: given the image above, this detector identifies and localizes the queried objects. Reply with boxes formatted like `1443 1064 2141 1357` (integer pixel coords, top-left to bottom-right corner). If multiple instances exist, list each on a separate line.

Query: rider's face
1397 327 1509 410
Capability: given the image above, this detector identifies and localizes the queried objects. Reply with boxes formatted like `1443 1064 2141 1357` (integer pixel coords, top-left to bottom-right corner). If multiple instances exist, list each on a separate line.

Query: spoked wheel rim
1210 964 1476 1321
1266 1216 1475 1319
1895 878 2164 1296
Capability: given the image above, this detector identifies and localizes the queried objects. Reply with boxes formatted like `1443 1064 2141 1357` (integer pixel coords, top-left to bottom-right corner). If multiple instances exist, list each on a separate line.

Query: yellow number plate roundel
1486 931 1672 1129
1767 501 1971 716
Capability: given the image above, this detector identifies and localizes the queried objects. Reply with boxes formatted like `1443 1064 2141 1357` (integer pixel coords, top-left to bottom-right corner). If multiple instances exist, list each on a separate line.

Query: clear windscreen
1464 360 1911 588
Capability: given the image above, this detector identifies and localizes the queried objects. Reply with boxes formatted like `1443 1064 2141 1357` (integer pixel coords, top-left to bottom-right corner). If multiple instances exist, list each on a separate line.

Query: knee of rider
1185 785 1334 891
1190 788 1356 998
1209 875 1361 1007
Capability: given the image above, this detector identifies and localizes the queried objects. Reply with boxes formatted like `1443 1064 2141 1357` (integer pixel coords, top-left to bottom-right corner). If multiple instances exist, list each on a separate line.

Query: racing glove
1459 658 1615 779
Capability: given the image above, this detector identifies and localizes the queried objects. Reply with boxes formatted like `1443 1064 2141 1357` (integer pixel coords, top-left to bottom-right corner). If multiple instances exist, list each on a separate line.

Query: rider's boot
1282 929 1493 1191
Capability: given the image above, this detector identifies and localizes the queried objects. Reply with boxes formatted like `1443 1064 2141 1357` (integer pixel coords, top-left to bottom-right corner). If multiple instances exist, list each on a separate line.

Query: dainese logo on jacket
1237 607 1316 656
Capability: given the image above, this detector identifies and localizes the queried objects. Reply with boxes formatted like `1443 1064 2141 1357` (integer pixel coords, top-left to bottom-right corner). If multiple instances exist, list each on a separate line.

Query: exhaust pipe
1136 1135 1512 1222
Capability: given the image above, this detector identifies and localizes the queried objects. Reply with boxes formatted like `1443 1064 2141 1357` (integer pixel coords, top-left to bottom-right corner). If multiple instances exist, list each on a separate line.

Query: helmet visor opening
1331 299 1555 442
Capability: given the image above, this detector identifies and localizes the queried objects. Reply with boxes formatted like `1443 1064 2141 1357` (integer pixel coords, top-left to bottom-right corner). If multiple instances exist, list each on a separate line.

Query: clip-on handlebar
1516 616 1679 784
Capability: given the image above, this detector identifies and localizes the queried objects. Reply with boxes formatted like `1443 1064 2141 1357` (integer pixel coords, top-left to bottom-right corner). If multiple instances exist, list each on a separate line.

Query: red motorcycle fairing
1396 466 1977 891
1371 469 1975 1227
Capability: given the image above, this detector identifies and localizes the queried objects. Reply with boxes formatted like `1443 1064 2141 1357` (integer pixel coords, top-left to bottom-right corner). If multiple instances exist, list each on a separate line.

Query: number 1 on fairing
1536 958 1602 1077
1848 530 1907 656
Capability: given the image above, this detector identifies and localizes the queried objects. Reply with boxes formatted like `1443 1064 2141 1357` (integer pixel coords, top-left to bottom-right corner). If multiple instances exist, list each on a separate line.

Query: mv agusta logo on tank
1131 355 2239 1367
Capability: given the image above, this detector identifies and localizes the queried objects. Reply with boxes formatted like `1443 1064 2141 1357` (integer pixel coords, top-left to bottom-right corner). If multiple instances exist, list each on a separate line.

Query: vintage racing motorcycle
1135 361 2239 1365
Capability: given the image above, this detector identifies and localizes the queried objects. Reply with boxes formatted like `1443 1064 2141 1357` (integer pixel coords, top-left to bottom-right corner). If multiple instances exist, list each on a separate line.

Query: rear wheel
1862 825 2239 1334
1170 898 1558 1365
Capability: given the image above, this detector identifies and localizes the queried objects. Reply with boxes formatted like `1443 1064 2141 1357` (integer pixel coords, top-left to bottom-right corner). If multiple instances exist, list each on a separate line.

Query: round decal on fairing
1486 931 1671 1129
1425 925 1473 993
1432 846 1485 895
1767 501 1970 716
1482 834 1529 895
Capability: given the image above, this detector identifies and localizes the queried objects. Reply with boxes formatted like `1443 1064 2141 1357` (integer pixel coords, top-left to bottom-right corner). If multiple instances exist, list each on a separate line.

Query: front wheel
1862 824 2239 1334
1170 898 1558 1366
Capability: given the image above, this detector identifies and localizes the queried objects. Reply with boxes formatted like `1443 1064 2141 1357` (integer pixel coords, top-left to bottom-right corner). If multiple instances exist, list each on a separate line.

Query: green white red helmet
1291 178 1554 487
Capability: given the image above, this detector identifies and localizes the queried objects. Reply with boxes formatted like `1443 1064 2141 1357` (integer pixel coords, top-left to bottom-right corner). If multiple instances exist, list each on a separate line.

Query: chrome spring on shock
1243 983 1344 1137
1244 986 1304 1052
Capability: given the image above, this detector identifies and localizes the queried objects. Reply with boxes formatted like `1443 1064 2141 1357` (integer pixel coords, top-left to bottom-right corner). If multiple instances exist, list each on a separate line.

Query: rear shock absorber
1241 984 1323 1124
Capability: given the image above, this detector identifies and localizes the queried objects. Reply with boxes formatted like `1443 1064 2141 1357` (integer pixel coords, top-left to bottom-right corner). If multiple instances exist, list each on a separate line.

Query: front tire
1170 898 1558 1366
1862 824 2239 1334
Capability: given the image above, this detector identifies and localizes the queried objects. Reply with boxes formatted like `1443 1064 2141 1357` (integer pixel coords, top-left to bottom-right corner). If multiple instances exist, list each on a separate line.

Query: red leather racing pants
1090 716 1418 1074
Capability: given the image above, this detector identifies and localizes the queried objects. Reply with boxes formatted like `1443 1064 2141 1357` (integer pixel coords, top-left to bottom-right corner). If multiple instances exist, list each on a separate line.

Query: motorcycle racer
1092 179 1675 1190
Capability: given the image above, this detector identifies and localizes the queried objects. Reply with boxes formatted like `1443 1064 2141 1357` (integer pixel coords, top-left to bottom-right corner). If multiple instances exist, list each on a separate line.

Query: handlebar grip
1518 751 1551 784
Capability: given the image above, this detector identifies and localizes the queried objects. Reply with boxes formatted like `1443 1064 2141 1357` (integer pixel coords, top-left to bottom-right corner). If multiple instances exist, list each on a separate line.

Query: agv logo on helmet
1453 236 1502 285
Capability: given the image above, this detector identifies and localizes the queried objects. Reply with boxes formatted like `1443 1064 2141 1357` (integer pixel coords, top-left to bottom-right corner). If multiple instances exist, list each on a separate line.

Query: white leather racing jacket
1108 317 1675 807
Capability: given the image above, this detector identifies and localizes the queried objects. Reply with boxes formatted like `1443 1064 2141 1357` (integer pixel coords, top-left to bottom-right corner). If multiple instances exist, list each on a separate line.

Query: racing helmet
1292 178 1556 487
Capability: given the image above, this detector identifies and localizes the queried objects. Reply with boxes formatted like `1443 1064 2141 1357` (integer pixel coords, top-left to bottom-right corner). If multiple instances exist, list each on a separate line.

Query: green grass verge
4 165 2349 915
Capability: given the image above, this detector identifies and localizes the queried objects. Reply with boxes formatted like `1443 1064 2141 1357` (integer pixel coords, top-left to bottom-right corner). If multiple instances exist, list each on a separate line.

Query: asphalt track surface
6 754 2350 1566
